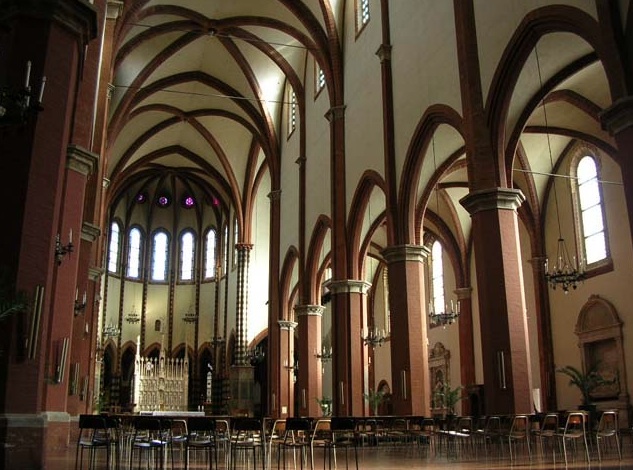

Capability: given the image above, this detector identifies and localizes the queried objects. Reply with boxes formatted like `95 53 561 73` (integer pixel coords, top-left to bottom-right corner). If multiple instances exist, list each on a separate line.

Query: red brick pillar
382 245 431 416
294 305 324 417
456 287 476 414
460 188 533 415
601 97 633 256
277 319 297 417
327 280 369 416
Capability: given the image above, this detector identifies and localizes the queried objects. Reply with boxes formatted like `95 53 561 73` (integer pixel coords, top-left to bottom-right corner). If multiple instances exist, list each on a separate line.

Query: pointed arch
305 215 332 304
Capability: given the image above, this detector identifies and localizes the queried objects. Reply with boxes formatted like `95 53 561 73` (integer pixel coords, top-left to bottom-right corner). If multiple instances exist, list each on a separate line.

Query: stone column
381 245 431 416
455 287 475 414
294 305 324 417
326 279 370 416
460 188 533 415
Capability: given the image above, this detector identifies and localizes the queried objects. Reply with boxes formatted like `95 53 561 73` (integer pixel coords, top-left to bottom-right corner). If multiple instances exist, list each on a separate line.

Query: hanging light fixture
125 283 141 323
535 46 585 293
428 133 460 327
361 197 387 348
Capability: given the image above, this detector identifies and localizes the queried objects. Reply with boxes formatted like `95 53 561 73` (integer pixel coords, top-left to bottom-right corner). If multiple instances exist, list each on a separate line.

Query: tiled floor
49 433 633 470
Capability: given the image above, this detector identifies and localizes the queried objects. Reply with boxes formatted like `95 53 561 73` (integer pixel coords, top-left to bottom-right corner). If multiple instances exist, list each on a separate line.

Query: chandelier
315 345 333 362
429 300 460 328
247 346 265 366
182 306 198 324
125 304 140 324
362 326 386 348
534 46 585 293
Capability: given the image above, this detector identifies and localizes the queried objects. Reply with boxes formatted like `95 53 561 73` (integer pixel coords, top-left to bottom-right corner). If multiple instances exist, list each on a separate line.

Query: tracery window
288 88 297 136
180 230 195 282
204 228 217 280
223 223 229 273
315 63 325 97
431 240 445 317
126 227 143 279
356 0 370 33
107 221 121 273
151 230 169 282
573 154 609 268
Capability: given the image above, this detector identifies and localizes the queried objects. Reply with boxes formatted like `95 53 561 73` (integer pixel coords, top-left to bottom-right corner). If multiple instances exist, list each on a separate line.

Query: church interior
2 0 633 468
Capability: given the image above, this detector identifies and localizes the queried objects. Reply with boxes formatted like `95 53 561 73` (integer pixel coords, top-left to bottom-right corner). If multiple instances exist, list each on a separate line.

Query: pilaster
294 305 324 417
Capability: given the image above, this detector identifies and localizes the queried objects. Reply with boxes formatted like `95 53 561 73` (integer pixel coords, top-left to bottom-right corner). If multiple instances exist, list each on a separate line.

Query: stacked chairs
556 411 590 466
185 417 219 470
129 416 173 470
75 414 118 470
230 417 265 470
276 417 312 470
594 410 621 461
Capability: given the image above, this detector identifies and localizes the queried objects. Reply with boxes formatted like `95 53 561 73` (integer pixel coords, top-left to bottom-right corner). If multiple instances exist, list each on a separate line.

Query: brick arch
305 215 332 304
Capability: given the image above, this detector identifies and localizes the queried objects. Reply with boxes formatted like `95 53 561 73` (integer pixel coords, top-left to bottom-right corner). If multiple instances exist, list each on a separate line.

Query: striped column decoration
235 243 253 365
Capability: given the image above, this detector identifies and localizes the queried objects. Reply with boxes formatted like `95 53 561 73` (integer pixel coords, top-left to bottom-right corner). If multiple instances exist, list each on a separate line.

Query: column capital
293 304 324 317
278 319 298 330
267 189 282 201
454 287 473 300
600 96 633 135
460 187 525 215
88 266 103 281
81 222 101 242
106 0 124 20
376 44 392 62
235 243 253 252
325 105 346 122
381 244 430 264
67 144 99 176
325 279 370 295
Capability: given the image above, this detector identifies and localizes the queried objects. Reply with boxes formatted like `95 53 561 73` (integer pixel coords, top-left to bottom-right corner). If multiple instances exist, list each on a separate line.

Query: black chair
230 417 264 470
325 418 358 470
129 416 171 469
75 414 115 470
186 417 218 469
594 410 621 461
276 417 311 470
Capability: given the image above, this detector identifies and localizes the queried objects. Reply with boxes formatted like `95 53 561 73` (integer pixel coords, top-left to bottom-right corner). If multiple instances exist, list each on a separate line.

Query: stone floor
48 431 633 470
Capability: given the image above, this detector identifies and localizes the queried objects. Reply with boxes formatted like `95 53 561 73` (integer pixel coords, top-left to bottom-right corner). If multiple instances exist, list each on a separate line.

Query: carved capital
267 189 282 201
325 279 371 295
600 96 633 135
293 304 324 317
324 105 346 122
106 0 124 20
381 244 429 264
278 320 298 331
460 187 525 215
454 287 473 300
376 44 392 62
81 222 101 242
67 144 99 176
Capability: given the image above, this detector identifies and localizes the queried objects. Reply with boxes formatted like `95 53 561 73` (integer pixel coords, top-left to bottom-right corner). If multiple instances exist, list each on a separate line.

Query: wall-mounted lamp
55 230 73 266
74 290 87 315
0 60 46 128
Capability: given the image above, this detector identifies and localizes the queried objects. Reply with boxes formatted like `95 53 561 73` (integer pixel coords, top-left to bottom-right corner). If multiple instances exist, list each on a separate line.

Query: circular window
157 195 171 207
136 192 147 204
183 195 195 208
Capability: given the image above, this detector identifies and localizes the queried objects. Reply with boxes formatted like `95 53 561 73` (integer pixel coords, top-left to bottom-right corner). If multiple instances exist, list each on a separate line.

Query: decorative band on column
82 222 101 242
278 320 298 330
267 189 282 201
600 96 633 135
459 188 525 215
375 44 392 62
325 105 346 122
67 144 99 176
293 305 324 318
381 244 429 264
454 287 473 301
324 279 370 295
529 256 548 273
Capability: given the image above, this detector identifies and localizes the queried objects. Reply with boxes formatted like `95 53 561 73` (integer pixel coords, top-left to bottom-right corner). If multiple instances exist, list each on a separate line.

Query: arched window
223 223 229 272
204 228 217 279
233 217 239 266
287 88 297 137
574 155 609 268
107 221 121 273
431 240 445 316
151 230 169 282
180 230 195 281
356 0 370 33
127 227 143 279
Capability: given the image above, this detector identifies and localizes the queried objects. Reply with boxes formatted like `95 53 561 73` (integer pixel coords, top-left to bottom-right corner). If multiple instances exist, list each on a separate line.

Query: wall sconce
0 60 46 128
314 345 333 362
55 230 73 266
74 289 87 315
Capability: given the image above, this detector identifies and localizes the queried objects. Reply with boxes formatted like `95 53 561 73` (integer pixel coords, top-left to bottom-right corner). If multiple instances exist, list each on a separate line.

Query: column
277 319 297 418
381 245 431 416
231 243 254 415
601 97 633 255
455 287 475 415
460 188 533 415
326 279 369 416
266 189 282 418
294 305 324 417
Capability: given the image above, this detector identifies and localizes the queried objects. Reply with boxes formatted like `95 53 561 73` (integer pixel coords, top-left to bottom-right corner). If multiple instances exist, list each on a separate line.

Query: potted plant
363 389 385 416
556 364 613 410
433 381 464 417
315 396 332 416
